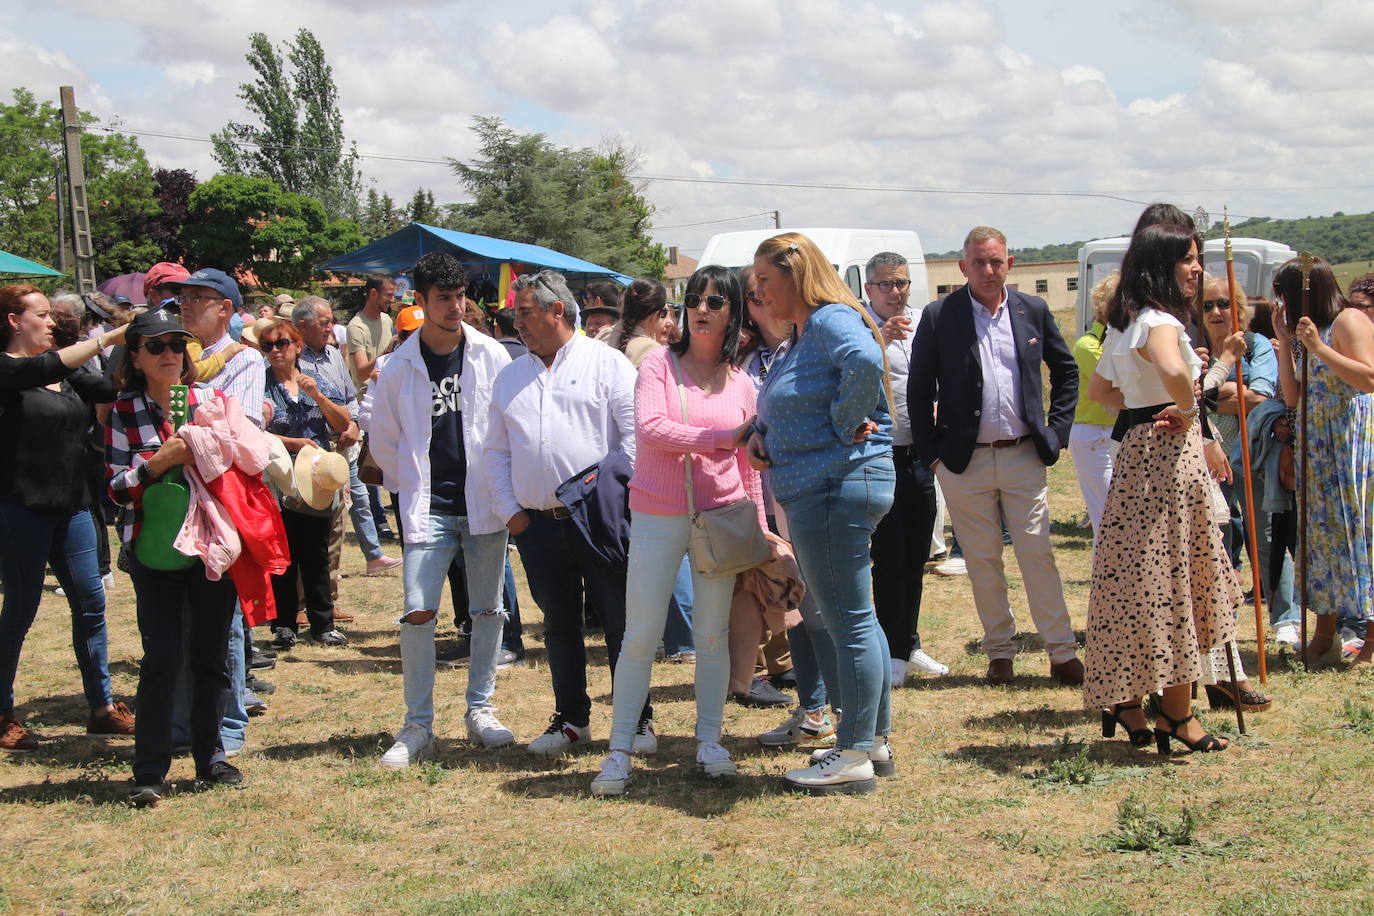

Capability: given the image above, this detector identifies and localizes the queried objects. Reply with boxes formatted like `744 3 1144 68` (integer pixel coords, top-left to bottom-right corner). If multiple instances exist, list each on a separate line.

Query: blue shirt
757 302 892 503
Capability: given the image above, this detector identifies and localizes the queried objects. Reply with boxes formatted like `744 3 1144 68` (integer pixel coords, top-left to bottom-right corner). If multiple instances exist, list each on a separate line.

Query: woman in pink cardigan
591 265 765 797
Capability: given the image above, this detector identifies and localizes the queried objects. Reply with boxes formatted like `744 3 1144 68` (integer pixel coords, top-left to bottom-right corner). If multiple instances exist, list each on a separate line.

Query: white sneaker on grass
380 724 433 769
631 717 657 755
1273 623 1300 648
757 706 836 748
465 707 515 749
787 748 876 795
590 750 632 797
696 741 736 779
814 735 895 776
908 648 950 676
527 714 590 756
934 556 967 576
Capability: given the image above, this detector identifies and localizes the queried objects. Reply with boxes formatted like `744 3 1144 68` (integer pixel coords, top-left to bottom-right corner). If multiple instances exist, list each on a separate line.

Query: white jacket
362 327 511 541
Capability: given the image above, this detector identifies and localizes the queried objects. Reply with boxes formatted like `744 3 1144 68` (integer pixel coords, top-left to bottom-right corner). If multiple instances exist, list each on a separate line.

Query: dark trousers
273 508 334 635
128 555 237 784
512 512 647 728
870 446 938 659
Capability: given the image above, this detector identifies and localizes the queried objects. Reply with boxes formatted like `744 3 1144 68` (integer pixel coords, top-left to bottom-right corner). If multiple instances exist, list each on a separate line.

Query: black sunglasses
138 338 189 355
261 337 294 351
684 293 728 311
1202 299 1232 313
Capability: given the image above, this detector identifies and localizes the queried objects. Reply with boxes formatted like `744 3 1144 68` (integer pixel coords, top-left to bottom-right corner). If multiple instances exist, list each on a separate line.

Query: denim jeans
610 513 734 751
222 607 249 753
447 554 525 653
771 510 837 715
512 513 646 728
870 448 937 658
401 513 508 725
367 484 392 533
780 458 895 750
127 553 236 784
346 451 382 561
663 556 695 657
0 502 111 712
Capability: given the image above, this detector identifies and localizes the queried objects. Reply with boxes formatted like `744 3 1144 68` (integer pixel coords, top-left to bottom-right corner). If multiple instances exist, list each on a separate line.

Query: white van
698 228 928 305
1076 237 1296 333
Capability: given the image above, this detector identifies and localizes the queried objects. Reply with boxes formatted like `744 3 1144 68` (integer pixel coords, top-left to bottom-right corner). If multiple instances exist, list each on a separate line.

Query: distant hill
930 210 1374 266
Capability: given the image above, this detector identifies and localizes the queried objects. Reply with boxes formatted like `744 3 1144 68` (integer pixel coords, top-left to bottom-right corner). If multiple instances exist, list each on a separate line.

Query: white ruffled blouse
1096 308 1201 408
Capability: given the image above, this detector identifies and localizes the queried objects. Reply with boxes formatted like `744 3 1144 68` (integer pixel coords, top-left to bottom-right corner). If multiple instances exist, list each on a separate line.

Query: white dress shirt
203 333 266 429
485 332 637 521
970 290 1029 443
865 302 923 446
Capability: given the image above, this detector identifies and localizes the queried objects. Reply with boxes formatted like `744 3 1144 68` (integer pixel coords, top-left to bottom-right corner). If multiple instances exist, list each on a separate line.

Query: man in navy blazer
909 226 1082 687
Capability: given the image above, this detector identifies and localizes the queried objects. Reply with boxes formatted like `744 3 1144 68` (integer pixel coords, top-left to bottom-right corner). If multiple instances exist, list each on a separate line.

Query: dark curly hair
413 252 469 298
615 278 666 353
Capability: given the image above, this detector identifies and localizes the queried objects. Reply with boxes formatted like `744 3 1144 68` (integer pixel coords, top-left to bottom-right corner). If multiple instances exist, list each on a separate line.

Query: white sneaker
54 586 66 597
908 648 950 676
590 750 632 797
890 658 908 688
527 714 590 757
631 717 657 755
757 706 836 748
696 740 737 779
785 748 876 795
465 707 515 749
810 735 894 776
101 572 115 591
1273 623 1300 648
934 557 967 576
380 724 433 769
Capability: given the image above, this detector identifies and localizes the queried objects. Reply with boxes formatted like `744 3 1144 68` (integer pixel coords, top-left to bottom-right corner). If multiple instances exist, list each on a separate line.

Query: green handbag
135 385 196 571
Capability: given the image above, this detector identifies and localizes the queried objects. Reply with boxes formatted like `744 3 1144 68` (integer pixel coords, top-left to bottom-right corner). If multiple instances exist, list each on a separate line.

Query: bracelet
1178 401 1199 419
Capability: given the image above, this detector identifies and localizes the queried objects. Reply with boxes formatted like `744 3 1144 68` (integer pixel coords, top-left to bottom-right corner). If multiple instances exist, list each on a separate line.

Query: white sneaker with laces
787 748 876 795
890 658 908 688
908 648 950 676
696 740 737 779
1274 623 1300 648
380 724 433 769
934 556 967 576
465 707 515 749
810 735 894 775
631 717 657 755
757 706 836 748
527 715 590 756
590 750 632 797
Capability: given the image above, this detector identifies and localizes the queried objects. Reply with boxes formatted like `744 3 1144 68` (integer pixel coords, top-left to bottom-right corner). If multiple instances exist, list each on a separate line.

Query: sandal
1154 709 1228 756
1101 701 1152 748
1205 681 1272 712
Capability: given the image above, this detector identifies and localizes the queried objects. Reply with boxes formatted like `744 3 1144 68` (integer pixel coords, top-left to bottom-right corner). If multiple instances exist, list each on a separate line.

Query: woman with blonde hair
1069 274 1121 533
748 232 894 794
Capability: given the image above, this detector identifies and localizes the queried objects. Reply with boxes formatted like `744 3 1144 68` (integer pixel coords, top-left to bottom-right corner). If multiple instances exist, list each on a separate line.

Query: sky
6 0 1374 261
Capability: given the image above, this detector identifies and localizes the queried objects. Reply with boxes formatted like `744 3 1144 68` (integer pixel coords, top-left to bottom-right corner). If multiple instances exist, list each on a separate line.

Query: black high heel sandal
1204 681 1272 712
1153 709 1228 756
1101 702 1152 748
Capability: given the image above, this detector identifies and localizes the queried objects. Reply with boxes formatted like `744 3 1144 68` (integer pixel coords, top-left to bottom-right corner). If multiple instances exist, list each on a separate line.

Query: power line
654 211 778 230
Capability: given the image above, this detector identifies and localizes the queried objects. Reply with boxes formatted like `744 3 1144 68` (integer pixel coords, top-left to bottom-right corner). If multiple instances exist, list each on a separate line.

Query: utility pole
54 161 67 274
59 86 96 292
772 210 780 229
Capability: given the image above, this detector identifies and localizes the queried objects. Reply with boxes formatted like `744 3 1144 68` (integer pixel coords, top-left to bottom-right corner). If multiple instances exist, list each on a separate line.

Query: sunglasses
261 337 295 351
683 293 728 311
138 338 189 355
1202 299 1232 313
658 306 679 319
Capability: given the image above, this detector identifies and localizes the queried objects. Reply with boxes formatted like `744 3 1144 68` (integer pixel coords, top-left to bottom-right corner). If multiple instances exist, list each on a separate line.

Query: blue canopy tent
316 222 631 284
0 250 66 278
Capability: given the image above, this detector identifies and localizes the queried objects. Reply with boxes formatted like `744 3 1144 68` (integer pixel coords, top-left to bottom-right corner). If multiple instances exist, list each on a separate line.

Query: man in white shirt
486 270 647 756
863 252 949 687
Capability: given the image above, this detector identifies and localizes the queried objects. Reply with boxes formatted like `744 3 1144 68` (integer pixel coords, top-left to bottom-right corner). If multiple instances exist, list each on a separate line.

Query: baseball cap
126 307 193 341
396 305 426 332
167 268 242 309
143 262 191 304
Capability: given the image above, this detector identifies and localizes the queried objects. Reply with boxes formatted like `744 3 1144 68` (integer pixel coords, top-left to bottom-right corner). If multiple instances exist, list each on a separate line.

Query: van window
845 266 863 300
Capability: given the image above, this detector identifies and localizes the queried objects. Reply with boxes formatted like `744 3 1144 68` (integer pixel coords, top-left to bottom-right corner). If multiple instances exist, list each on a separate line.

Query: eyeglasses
261 338 294 351
868 279 911 293
175 294 223 307
683 293 727 311
1202 299 1232 313
138 338 189 355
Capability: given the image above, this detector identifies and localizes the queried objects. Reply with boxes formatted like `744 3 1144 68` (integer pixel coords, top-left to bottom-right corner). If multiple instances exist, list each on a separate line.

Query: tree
181 173 363 289
142 168 197 263
446 116 665 278
359 187 403 242
0 88 160 278
408 188 439 226
212 29 362 221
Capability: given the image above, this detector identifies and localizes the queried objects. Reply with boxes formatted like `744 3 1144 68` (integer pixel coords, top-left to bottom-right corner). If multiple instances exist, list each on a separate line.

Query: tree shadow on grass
0 771 210 808
254 729 397 762
500 765 780 818
964 705 1098 732
945 738 1176 776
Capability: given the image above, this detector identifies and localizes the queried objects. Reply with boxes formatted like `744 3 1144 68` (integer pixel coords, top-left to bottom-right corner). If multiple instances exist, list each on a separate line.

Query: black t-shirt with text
421 338 467 516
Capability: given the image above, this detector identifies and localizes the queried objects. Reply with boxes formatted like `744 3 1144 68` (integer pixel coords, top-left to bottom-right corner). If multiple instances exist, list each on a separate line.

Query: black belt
973 435 1029 449
524 506 572 520
1110 403 1213 442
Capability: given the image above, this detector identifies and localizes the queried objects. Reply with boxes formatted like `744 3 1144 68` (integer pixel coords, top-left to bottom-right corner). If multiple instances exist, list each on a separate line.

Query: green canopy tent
0 250 66 278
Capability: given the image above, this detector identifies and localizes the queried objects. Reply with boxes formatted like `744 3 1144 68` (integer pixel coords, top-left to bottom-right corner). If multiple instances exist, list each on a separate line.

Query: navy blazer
908 285 1077 474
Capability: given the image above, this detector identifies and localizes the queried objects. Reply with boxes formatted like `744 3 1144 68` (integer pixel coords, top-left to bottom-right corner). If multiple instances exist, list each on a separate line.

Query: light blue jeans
347 452 383 562
610 512 735 751
399 514 508 729
781 458 895 751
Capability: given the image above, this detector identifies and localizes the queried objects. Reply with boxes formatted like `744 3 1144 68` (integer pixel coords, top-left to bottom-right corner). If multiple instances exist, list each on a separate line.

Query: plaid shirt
105 383 223 545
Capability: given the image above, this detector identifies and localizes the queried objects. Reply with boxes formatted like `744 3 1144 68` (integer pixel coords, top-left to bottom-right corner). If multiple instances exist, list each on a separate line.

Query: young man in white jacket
362 252 514 767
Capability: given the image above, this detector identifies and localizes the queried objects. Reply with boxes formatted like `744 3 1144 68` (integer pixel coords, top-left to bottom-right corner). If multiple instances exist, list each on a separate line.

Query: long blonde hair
754 232 894 412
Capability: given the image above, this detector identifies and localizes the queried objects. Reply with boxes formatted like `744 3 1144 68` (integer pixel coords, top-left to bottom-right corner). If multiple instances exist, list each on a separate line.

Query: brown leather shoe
0 713 38 751
332 611 354 623
1049 657 1085 686
985 657 1014 685
87 701 136 736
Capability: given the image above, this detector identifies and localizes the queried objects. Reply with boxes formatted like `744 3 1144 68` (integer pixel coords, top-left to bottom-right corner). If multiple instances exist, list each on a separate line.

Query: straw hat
293 443 349 511
242 315 291 347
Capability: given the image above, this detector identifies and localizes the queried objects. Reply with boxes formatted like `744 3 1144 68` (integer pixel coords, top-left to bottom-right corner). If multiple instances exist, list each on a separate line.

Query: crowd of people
3 206 1373 807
